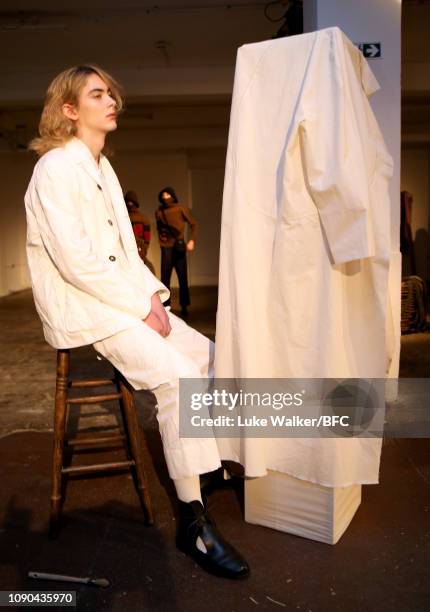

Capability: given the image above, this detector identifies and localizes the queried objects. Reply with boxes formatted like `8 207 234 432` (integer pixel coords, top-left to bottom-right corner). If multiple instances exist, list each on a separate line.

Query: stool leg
117 374 154 525
49 349 69 538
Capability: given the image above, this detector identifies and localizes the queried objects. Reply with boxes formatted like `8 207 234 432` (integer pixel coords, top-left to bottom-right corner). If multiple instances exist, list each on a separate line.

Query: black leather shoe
176 500 250 579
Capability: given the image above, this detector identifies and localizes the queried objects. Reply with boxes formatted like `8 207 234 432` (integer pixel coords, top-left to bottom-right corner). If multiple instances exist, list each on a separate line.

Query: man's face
65 73 118 135
126 201 138 212
162 191 173 202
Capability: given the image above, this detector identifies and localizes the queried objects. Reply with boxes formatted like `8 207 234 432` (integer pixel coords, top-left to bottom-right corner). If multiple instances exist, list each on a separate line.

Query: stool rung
51 348 154 532
66 434 125 447
67 393 122 404
62 460 134 475
69 379 115 388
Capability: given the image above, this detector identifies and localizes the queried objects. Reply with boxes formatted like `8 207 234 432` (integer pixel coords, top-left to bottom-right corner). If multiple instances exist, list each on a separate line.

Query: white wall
188 149 226 285
0 153 33 296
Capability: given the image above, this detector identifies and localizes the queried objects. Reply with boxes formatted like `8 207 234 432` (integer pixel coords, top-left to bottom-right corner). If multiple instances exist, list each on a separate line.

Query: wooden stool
50 348 154 537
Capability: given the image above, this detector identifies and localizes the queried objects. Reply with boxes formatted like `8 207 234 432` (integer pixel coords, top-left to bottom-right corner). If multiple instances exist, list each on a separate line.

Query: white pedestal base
245 470 362 545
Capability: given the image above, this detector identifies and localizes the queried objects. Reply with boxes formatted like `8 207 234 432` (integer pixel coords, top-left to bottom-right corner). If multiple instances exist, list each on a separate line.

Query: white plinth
245 470 362 545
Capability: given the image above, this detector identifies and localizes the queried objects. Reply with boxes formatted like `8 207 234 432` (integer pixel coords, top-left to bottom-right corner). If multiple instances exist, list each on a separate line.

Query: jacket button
109 255 116 262
97 184 102 190
108 219 113 225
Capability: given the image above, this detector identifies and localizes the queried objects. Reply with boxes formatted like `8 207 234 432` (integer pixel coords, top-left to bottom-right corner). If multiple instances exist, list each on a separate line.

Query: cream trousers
93 309 222 480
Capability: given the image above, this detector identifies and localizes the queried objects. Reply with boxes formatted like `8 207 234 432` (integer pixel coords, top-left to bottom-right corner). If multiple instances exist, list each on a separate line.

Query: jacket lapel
99 156 137 266
79 159 103 187
65 137 102 186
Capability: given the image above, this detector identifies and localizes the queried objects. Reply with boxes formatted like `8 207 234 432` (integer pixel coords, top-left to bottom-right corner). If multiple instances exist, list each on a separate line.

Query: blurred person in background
155 186 197 318
124 189 155 274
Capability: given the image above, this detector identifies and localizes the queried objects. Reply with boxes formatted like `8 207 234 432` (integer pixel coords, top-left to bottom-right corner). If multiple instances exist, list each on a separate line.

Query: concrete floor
1 289 429 611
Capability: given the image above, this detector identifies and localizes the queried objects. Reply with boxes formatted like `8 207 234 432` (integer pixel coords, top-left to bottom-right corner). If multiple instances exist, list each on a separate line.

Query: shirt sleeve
34 157 155 319
182 207 198 243
299 30 376 265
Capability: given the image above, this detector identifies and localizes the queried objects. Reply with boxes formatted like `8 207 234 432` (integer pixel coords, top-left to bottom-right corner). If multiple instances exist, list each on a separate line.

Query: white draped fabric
215 27 397 487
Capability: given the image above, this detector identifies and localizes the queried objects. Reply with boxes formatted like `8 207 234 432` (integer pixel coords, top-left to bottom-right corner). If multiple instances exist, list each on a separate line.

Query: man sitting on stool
24 64 250 580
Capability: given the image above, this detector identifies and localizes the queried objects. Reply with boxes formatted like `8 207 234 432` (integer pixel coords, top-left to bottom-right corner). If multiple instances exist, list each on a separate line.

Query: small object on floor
176 500 250 579
28 571 110 588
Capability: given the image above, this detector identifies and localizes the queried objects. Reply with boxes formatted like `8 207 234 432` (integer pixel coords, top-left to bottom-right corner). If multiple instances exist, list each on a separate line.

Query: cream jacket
25 137 169 348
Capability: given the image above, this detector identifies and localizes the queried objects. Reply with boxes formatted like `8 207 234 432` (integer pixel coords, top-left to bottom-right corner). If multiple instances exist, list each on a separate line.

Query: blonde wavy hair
28 64 123 157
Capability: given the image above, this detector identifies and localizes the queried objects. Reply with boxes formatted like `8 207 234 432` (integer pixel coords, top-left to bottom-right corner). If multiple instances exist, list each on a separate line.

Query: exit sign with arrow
356 42 382 59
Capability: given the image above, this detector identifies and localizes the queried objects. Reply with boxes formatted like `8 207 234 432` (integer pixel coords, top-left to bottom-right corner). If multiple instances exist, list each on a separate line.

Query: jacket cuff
319 208 376 265
140 263 171 303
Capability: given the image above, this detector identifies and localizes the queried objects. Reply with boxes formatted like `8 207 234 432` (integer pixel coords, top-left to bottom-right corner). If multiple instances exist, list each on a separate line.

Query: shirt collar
64 136 106 169
64 137 109 186
339 29 380 97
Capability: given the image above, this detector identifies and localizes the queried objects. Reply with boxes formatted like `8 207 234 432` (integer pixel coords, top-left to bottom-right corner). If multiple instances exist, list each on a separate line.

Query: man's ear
62 103 79 121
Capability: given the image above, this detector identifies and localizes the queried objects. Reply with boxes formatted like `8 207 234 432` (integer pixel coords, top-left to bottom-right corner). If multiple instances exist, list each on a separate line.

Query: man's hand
187 239 195 252
151 293 171 336
143 310 166 336
143 293 171 337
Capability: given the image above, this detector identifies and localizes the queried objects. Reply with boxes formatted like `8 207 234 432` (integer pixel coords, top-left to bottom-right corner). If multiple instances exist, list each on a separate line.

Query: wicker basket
401 275 428 334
